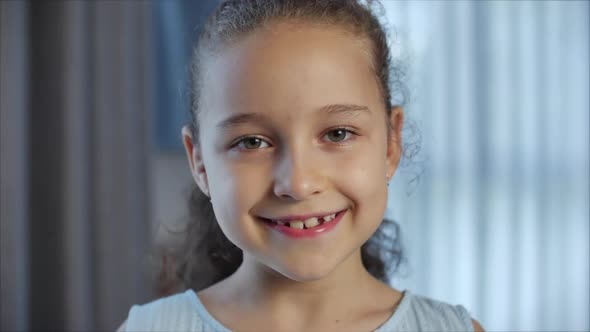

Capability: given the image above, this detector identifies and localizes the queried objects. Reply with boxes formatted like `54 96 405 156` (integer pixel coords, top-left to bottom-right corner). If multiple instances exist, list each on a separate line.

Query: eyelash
229 127 359 151
230 136 271 151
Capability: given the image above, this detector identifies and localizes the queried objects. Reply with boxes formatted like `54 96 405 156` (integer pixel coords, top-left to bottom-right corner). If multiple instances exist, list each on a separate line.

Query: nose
273 147 325 201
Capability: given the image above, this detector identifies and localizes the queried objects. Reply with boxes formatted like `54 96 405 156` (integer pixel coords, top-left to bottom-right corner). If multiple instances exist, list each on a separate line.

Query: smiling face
183 21 403 282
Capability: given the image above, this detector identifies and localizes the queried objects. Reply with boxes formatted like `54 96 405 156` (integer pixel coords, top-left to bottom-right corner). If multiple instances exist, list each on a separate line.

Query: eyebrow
216 112 268 129
216 104 371 129
319 103 371 116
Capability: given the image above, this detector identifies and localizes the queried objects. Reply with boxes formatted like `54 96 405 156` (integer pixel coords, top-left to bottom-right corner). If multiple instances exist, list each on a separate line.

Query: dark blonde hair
171 0 411 293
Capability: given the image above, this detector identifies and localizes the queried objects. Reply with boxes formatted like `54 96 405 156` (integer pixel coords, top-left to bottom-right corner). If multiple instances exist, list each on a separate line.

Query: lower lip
262 210 346 239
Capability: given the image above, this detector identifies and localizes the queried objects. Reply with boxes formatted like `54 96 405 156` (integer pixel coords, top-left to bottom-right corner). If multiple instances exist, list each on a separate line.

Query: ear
181 125 210 197
386 106 404 180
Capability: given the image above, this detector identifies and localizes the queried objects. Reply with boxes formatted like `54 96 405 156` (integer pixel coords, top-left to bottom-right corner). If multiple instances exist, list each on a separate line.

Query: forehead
199 21 383 128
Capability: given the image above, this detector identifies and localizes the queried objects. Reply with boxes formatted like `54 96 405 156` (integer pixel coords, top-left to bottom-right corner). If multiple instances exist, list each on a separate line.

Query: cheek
338 143 388 200
207 158 270 241
335 142 390 230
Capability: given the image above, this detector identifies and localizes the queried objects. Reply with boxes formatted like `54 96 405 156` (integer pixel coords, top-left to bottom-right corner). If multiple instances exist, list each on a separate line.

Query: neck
219 249 381 320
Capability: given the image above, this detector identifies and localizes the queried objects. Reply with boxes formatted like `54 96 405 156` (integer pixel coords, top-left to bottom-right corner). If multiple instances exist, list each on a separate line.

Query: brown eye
233 136 270 150
243 137 262 149
325 128 351 143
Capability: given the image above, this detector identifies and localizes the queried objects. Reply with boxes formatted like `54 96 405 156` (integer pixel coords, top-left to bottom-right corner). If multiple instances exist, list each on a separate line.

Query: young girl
120 0 484 331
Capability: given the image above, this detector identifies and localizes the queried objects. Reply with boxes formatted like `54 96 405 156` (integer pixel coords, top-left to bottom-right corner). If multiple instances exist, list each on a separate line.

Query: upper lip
262 210 343 222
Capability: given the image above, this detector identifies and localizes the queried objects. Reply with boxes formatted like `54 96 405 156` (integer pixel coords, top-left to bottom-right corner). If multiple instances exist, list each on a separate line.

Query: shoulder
116 320 126 332
123 289 203 331
472 319 485 332
399 292 478 331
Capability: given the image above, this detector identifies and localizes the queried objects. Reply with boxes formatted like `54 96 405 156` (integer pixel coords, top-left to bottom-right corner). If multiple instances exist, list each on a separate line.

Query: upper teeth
323 214 336 222
290 221 304 229
272 213 337 229
304 217 319 228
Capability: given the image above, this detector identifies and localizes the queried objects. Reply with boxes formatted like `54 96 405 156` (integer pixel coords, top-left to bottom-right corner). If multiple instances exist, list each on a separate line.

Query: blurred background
1 0 588 331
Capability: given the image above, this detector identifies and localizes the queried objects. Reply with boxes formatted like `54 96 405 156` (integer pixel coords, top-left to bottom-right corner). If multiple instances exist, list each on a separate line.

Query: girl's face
183 21 403 282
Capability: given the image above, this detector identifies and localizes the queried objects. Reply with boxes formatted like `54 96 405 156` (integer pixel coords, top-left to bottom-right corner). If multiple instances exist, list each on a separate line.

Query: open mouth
260 210 347 238
263 211 340 229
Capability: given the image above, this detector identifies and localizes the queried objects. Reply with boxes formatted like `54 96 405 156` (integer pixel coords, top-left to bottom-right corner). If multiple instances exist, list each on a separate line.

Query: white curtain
384 1 589 331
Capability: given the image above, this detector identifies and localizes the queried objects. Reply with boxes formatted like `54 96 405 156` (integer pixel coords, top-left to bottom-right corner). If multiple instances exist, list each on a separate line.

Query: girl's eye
323 128 357 143
232 136 270 150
